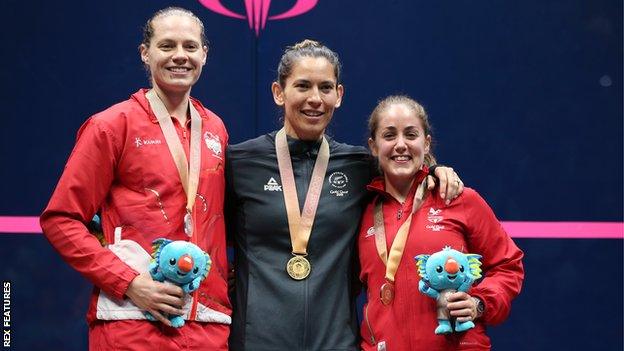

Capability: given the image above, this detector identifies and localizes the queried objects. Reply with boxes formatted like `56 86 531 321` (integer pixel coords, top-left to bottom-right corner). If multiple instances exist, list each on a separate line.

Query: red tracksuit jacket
40 90 231 348
358 175 524 351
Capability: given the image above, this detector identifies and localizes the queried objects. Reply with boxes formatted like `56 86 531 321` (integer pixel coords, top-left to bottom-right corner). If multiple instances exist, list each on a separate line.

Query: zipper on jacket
364 304 377 345
397 208 403 220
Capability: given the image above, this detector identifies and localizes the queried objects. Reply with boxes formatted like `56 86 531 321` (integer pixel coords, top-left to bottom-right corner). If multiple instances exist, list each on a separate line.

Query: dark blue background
1 0 621 350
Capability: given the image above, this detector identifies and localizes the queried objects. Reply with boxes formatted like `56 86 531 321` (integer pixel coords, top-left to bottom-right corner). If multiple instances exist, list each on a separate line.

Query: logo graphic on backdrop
198 0 318 36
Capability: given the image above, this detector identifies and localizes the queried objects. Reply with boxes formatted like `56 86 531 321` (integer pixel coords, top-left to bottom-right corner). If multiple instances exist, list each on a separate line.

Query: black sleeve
428 164 441 178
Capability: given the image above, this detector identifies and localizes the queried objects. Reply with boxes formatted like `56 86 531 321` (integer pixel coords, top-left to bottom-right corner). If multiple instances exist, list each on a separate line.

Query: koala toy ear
465 254 483 279
414 254 430 279
151 238 172 261
202 253 212 279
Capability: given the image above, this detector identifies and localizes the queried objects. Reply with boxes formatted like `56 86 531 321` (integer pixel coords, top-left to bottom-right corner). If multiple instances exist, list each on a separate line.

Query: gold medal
286 255 311 280
276 129 328 283
380 281 395 305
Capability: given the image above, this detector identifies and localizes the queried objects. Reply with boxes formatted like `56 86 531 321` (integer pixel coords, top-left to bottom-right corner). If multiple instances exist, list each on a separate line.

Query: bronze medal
380 281 395 305
286 255 311 280
373 180 426 306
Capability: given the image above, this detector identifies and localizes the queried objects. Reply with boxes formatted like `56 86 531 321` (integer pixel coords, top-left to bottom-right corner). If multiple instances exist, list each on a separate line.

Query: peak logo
264 177 282 191
198 0 318 36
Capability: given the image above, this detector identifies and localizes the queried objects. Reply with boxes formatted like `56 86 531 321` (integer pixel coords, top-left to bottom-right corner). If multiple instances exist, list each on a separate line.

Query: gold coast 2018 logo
198 0 318 36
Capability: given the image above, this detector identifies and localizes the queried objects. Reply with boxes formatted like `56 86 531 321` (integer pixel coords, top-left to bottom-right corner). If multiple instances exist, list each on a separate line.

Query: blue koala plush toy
414 246 482 334
145 238 211 328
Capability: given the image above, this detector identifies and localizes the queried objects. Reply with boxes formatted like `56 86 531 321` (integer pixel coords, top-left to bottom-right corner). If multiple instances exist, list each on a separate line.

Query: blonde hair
141 7 208 48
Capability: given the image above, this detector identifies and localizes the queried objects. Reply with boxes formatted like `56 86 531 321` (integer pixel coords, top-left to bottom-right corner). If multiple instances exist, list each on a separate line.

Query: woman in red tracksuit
40 7 231 350
358 95 524 350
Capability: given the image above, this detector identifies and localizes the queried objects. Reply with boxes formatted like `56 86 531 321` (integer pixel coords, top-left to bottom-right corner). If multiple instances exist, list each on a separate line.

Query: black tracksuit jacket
226 131 374 350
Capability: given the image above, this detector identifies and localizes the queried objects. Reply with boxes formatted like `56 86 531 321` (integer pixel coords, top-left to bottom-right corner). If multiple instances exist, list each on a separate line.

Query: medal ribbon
373 179 427 283
145 89 202 236
275 128 330 256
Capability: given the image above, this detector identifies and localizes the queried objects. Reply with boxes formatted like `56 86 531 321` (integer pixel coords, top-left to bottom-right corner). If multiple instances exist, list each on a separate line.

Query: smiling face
139 14 207 96
368 103 431 190
272 56 344 140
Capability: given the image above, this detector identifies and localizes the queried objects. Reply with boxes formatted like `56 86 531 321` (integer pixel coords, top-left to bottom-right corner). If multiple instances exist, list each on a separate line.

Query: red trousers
89 320 229 350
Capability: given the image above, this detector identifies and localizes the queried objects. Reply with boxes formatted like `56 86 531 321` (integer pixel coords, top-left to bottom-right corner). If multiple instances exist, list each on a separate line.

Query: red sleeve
461 189 524 325
219 116 229 147
40 117 139 299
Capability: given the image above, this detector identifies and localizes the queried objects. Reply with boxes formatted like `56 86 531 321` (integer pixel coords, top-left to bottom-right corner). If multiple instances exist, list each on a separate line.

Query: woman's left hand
446 291 478 322
428 166 463 205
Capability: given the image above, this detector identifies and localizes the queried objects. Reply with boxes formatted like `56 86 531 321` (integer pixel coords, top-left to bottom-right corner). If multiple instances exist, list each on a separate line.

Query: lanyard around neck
145 89 202 231
373 179 426 283
275 128 330 256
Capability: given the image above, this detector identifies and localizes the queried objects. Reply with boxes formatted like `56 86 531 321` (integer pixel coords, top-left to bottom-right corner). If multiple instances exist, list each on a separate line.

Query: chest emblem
134 137 162 148
365 226 375 238
426 207 446 231
427 208 443 223
328 171 349 197
203 131 222 158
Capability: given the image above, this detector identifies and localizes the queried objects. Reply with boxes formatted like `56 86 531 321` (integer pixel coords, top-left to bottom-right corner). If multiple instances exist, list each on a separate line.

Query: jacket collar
268 130 333 156
366 165 430 201
131 88 209 124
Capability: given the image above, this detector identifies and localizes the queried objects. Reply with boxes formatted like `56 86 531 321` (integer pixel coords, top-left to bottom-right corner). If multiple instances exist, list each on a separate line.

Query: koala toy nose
178 254 194 273
445 257 459 274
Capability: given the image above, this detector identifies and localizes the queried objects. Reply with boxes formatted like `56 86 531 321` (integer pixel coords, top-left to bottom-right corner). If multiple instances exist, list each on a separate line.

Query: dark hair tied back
276 39 341 87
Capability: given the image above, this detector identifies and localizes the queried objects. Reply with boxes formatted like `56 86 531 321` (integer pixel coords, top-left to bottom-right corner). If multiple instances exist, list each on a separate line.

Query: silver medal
184 211 193 237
